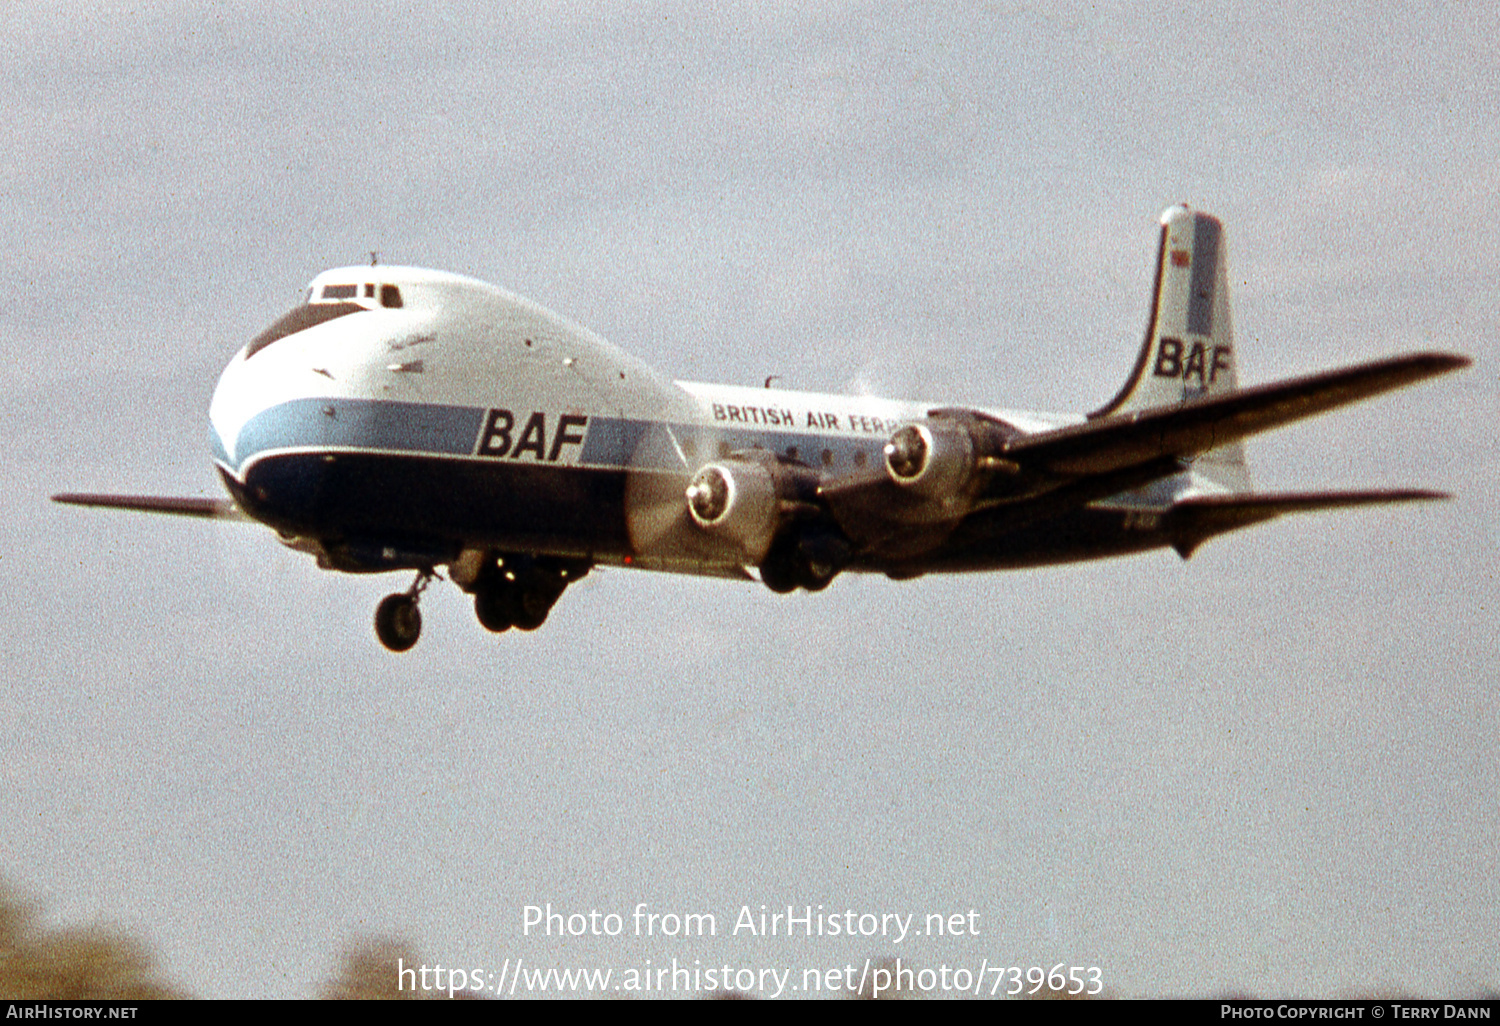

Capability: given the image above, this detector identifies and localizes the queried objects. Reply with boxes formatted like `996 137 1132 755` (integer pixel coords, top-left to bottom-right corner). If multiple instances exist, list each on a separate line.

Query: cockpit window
313 282 403 307
244 277 407 358
245 302 365 358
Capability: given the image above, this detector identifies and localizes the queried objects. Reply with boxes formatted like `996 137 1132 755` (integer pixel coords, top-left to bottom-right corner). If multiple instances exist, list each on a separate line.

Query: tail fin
1092 205 1249 490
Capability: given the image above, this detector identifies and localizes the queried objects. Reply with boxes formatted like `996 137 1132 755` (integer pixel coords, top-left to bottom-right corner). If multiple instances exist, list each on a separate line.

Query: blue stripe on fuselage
225 399 892 477
228 398 485 473
210 423 232 467
576 416 651 466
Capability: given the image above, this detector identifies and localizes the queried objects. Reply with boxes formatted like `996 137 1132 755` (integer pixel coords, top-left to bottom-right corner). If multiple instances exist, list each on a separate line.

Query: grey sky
2 1 1495 998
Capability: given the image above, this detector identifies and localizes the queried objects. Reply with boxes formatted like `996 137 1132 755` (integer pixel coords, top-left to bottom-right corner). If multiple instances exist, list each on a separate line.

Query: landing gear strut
374 569 436 652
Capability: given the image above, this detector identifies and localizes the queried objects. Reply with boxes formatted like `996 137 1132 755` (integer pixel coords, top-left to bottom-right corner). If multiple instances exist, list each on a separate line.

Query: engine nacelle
874 412 1024 526
685 458 781 563
883 421 977 500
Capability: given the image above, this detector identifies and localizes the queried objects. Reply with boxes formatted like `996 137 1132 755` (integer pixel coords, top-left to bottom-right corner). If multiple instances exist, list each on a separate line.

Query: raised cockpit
245 273 407 358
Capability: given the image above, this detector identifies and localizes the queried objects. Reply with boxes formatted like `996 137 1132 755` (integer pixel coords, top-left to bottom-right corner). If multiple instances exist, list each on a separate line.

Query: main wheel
374 593 422 652
796 561 836 592
760 532 844 594
474 585 516 632
758 555 799 594
511 588 552 631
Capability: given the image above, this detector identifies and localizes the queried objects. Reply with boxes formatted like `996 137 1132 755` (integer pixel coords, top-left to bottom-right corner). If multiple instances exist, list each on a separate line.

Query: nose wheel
374 570 435 652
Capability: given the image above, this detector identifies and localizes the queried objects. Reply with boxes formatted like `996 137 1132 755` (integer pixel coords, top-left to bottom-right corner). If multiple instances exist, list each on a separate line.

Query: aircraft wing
999 351 1470 479
817 350 1467 556
52 493 248 520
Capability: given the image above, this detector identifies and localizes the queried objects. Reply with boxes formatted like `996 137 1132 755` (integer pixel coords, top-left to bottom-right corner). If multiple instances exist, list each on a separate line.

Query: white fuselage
209 264 1131 579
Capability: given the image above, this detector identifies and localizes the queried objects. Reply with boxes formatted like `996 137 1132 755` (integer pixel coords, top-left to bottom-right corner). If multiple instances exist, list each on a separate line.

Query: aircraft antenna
370 251 379 266
764 375 780 389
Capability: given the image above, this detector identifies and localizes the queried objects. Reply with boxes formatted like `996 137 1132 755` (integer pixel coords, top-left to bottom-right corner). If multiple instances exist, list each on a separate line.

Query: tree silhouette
0 880 190 1000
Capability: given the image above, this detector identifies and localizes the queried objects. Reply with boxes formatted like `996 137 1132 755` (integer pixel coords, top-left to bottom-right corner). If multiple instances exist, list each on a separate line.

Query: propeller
623 420 745 571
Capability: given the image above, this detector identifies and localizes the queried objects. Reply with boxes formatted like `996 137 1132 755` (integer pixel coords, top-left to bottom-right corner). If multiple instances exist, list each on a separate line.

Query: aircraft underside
217 443 1205 651
226 447 1177 574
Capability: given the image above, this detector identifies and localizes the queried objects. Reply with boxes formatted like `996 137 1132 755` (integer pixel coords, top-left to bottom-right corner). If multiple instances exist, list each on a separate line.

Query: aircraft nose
208 350 252 469
209 333 300 475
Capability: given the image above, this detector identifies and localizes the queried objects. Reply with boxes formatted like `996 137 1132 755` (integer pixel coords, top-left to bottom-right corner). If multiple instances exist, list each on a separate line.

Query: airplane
54 206 1470 652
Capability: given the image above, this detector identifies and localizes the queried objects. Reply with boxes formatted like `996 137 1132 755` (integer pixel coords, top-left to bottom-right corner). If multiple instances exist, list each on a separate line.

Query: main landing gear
374 569 435 652
370 554 591 652
757 530 849 594
470 555 587 634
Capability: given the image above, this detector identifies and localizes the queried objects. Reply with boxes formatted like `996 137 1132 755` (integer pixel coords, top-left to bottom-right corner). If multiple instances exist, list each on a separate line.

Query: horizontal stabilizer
1009 352 1470 477
52 493 247 520
1166 488 1450 557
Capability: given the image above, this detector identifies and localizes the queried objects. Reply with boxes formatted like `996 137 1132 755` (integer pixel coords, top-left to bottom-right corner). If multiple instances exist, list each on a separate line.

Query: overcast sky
2 0 1495 999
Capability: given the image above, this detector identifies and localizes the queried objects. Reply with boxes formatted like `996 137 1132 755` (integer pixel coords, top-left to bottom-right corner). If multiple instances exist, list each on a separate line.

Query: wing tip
1406 351 1472 376
51 492 243 519
1176 488 1454 510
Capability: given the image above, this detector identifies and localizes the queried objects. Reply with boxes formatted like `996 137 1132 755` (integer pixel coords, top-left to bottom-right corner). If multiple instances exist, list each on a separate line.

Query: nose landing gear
374 569 436 652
